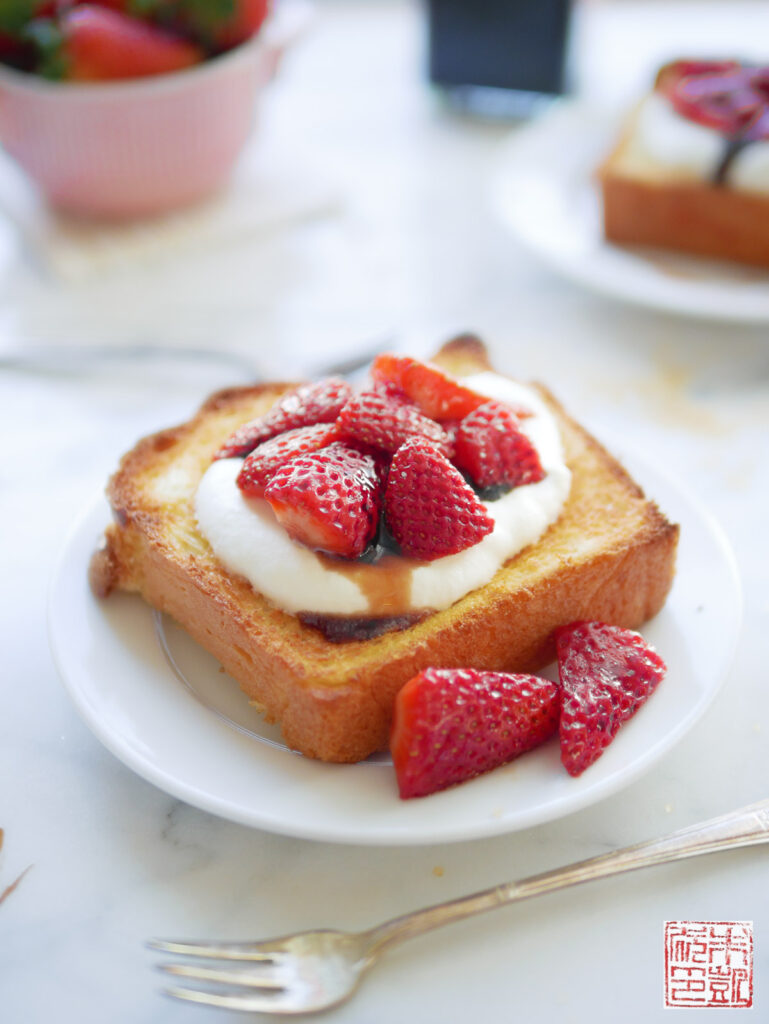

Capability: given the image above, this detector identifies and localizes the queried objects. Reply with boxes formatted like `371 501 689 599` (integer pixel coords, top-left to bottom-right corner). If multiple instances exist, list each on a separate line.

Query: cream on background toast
90 337 679 763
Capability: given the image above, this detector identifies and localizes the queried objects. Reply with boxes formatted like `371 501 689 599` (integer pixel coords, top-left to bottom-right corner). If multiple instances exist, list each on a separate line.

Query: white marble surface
2 2 769 1021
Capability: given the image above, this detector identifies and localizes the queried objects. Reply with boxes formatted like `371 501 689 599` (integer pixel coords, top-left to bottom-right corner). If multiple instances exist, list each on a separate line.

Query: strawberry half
384 437 493 560
236 422 339 498
391 668 560 798
453 400 545 492
371 353 488 421
215 377 352 460
556 621 667 777
264 443 382 559
337 388 452 456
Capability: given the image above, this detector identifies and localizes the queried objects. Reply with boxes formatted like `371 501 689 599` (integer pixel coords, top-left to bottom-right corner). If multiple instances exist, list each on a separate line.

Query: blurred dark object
427 0 572 118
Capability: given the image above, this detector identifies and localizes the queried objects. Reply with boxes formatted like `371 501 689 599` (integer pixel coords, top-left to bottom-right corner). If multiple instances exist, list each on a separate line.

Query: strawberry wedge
216 378 352 460
371 353 488 422
391 668 560 798
264 443 382 559
556 621 667 776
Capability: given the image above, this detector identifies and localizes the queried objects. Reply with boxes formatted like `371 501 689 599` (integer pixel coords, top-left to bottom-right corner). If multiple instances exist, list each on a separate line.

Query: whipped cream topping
622 92 769 194
194 373 572 618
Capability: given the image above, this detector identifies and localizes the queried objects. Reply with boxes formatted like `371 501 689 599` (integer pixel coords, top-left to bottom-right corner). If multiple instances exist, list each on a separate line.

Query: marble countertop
2 2 769 1021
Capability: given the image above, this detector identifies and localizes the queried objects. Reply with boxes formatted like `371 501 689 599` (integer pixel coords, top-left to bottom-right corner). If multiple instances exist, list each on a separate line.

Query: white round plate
494 101 769 323
49 451 740 845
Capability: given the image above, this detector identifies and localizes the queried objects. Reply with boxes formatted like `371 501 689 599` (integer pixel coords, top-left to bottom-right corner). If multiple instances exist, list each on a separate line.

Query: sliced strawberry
371 353 488 421
453 400 545 492
236 422 339 499
337 389 452 456
384 437 493 560
264 443 381 559
391 668 560 798
215 378 352 460
556 621 667 777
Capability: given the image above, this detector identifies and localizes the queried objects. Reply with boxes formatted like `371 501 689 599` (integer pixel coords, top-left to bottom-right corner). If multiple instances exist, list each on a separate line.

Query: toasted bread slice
91 337 679 763
600 141 769 267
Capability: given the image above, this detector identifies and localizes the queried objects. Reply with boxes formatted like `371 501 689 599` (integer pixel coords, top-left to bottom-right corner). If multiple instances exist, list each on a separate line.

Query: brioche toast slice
599 122 769 268
598 60 769 267
91 337 678 763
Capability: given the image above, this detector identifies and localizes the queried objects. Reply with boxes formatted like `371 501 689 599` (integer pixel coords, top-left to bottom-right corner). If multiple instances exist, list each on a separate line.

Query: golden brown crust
598 118 769 267
92 338 679 763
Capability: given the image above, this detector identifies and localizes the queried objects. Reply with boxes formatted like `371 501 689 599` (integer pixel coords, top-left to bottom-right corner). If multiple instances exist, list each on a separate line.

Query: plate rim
48 450 742 845
493 98 769 325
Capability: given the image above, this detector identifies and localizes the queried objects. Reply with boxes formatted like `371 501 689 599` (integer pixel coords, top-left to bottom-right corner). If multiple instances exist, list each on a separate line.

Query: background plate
49 450 741 845
495 101 769 324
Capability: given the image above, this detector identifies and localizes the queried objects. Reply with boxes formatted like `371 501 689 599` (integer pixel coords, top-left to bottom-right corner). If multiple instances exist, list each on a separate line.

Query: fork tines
149 938 290 1011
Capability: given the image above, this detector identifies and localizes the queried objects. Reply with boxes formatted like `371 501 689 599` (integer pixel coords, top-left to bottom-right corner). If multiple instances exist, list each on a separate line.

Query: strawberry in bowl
0 0 305 218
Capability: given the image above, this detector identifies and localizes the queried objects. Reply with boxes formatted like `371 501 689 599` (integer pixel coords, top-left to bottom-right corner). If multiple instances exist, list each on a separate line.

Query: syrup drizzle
297 483 512 641
713 138 749 185
299 530 429 642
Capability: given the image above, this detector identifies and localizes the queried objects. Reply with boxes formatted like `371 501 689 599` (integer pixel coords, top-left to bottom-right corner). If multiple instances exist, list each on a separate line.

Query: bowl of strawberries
0 0 300 218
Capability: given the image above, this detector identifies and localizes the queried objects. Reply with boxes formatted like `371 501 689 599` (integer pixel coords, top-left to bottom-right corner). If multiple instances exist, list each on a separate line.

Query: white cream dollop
621 92 769 194
194 373 571 617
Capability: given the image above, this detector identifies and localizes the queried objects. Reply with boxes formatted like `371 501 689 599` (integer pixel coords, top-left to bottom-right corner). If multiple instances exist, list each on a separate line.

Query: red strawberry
215 378 352 460
71 0 269 51
337 389 452 456
556 621 667 777
371 353 488 421
656 59 738 95
236 422 339 499
0 28 35 68
453 400 545 491
53 5 203 80
384 437 493 560
669 66 764 135
264 443 381 559
391 668 560 798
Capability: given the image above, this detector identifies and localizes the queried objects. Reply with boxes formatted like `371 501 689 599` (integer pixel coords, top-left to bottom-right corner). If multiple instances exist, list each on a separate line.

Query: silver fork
149 798 769 1015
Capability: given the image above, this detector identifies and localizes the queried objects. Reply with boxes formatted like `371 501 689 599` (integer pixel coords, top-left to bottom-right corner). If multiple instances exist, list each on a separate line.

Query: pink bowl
0 12 294 219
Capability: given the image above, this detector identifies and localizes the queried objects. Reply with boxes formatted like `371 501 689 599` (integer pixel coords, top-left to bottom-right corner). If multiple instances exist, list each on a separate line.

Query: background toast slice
598 105 769 268
91 336 679 763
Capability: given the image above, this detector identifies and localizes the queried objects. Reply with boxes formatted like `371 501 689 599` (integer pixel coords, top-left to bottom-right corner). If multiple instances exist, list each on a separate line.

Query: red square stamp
664 921 753 1008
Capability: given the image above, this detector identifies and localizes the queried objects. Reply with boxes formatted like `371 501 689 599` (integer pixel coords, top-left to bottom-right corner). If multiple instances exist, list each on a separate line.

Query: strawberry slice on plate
453 400 545 491
556 621 667 777
371 353 488 422
391 668 560 798
264 443 382 559
236 422 339 498
216 378 352 460
384 436 493 560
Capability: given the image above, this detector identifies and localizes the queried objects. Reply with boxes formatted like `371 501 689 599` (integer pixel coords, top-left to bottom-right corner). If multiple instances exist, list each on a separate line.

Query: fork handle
364 798 769 956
